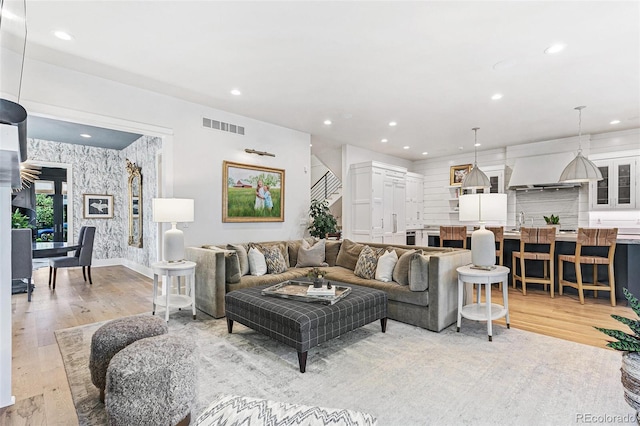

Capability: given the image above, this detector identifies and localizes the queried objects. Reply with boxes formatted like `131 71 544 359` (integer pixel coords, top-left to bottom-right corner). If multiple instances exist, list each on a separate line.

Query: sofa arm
427 250 472 332
185 247 226 318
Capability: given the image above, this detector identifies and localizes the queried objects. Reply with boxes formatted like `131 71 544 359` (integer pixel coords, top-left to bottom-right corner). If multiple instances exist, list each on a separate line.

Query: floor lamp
459 193 507 269
152 198 194 263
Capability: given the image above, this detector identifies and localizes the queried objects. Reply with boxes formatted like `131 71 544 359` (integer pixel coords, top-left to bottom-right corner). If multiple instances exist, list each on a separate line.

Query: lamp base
164 225 185 263
471 225 496 268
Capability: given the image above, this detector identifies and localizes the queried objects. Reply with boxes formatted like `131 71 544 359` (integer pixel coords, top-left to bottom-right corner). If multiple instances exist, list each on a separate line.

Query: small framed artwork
83 194 114 219
223 161 285 222
131 196 139 218
450 164 472 186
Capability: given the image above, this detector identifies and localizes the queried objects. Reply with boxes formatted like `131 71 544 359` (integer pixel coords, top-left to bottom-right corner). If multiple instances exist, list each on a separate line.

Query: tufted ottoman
89 315 168 402
105 334 197 426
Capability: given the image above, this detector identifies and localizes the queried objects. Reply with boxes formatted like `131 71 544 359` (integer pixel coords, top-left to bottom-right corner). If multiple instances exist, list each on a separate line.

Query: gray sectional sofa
185 238 471 332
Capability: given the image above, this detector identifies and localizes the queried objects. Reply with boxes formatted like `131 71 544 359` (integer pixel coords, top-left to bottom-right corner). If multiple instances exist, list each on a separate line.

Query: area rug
56 313 635 425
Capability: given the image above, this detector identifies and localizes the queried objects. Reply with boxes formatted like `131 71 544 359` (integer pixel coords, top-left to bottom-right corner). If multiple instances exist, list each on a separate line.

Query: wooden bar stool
558 228 618 306
439 226 467 249
512 227 556 297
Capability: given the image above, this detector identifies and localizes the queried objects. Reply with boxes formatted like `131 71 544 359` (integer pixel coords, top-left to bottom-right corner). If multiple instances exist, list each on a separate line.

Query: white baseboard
120 259 153 279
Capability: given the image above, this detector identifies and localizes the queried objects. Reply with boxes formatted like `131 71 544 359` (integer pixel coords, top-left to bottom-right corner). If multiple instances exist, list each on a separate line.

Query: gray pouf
89 315 168 402
105 334 197 426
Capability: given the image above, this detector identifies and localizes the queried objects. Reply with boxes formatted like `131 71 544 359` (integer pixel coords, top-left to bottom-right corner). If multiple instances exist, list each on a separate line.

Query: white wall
19 58 311 250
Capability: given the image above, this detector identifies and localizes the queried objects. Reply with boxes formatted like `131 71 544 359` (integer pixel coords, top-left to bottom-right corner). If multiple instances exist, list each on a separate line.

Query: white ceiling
14 1 640 159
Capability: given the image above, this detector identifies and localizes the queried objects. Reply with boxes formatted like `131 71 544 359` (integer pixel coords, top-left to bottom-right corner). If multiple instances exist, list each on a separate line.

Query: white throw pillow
248 247 267 276
375 249 398 282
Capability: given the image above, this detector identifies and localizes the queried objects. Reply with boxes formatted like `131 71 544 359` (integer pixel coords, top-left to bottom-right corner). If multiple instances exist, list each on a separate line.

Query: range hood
508 152 581 190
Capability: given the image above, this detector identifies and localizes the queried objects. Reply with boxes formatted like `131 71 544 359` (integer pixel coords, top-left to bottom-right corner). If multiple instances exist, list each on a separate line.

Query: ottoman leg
176 413 191 426
226 318 233 333
380 317 387 333
297 351 307 373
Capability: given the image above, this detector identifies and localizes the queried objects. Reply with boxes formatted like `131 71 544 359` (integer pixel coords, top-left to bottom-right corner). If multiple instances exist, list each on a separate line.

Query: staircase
311 170 341 207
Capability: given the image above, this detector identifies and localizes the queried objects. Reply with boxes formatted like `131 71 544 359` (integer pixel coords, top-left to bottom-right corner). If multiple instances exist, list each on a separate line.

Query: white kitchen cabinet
590 158 637 210
405 172 424 229
350 161 406 243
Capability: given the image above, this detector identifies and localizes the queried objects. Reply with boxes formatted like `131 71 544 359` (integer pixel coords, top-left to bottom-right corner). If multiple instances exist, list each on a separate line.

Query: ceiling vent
202 117 244 135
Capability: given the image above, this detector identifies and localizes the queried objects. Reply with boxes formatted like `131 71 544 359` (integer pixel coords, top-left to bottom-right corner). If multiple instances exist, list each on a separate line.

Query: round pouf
105 334 197 426
89 315 168 402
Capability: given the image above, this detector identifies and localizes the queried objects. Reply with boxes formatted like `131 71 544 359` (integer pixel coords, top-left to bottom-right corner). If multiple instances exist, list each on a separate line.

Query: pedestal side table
152 261 197 322
456 264 510 341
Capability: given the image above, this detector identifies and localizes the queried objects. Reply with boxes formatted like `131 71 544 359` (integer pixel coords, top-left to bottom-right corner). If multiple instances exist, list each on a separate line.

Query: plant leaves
623 288 640 318
607 341 640 351
594 327 640 344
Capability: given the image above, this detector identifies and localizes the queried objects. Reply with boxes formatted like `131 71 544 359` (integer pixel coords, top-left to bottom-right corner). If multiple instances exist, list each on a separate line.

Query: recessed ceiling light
422 152 428 156
309 143 313 147
610 120 621 125
389 121 397 127
80 134 91 138
323 119 332 125
544 43 566 54
381 138 388 143
53 30 74 41
491 93 503 100
474 143 481 147
403 146 410 150
230 89 242 96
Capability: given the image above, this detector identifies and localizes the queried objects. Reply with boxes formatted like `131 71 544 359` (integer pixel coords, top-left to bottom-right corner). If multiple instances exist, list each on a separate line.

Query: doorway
34 167 68 242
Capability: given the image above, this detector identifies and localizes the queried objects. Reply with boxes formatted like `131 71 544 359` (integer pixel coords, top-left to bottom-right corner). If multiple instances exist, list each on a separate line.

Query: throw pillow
227 243 249 276
224 252 242 284
296 239 328 267
392 249 417 285
261 245 287 274
375 249 398 282
354 245 383 280
288 238 314 267
325 240 342 266
335 239 365 270
408 253 430 291
247 247 267 276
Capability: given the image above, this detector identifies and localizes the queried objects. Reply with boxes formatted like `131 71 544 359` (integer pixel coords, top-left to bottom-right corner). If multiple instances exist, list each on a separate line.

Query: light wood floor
0 265 634 425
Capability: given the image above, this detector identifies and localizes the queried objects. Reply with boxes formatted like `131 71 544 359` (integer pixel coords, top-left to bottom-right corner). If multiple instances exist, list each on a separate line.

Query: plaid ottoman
225 283 387 373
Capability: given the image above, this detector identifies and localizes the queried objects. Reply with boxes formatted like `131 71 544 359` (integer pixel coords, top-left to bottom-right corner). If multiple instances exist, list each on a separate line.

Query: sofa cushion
247 247 267 276
335 239 365 270
325 241 342 266
261 245 287 274
408 253 430 292
224 252 242 284
227 244 249 276
295 239 327 267
392 249 417 285
375 249 398 282
354 246 383 279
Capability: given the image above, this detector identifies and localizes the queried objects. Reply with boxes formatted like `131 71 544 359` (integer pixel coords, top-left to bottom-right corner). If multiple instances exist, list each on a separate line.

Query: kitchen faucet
518 211 525 230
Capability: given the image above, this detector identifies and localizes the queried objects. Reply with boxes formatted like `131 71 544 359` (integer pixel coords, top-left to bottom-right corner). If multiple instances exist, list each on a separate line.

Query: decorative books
307 285 336 296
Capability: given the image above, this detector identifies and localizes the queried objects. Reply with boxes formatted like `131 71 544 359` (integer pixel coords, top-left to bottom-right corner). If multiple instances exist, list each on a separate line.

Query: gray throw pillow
392 249 417 285
335 239 365 270
224 252 242 284
296 239 328 267
227 244 249 276
408 253 430 291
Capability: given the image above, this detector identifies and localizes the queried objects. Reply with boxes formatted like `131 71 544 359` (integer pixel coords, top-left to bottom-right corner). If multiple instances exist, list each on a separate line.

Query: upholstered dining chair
512 227 556 297
12 228 34 302
559 228 618 306
439 226 467 249
49 226 96 290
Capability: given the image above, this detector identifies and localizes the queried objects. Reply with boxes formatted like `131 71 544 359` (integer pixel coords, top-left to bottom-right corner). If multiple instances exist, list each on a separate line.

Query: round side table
456 264 510 341
151 261 197 322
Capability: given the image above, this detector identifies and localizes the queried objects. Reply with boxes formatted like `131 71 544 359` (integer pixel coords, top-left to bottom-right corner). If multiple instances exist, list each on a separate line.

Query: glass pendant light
559 106 603 183
461 127 490 189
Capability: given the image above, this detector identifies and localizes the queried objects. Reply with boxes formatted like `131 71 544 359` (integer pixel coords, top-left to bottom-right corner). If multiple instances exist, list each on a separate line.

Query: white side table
456 265 510 341
152 261 197 322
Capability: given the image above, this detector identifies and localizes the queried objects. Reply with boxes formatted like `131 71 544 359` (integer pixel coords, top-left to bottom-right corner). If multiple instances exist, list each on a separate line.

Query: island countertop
421 227 640 244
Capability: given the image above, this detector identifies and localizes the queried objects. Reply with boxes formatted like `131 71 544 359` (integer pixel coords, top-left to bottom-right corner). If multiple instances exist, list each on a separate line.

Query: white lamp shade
458 194 507 223
152 198 194 223
559 152 603 183
461 165 491 189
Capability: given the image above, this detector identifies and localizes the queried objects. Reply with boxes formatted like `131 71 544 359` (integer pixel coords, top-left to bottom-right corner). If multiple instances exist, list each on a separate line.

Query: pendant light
559 106 603 183
461 127 490 189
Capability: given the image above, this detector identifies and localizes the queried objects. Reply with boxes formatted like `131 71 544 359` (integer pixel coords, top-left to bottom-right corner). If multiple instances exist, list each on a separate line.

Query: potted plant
308 199 338 239
543 214 560 234
307 267 327 288
595 288 640 413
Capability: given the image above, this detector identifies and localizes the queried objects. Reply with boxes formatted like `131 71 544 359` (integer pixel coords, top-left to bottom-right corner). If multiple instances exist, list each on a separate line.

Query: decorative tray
261 280 351 305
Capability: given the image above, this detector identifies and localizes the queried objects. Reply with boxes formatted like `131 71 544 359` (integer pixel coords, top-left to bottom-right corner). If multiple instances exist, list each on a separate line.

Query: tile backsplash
515 188 579 230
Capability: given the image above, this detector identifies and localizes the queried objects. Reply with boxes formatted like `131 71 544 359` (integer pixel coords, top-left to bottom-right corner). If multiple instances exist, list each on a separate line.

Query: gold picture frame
223 161 285 222
450 164 472 186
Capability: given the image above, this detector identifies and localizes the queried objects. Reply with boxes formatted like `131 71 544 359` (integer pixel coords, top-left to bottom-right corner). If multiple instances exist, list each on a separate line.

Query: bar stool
512 227 556 297
558 228 618 306
440 226 467 249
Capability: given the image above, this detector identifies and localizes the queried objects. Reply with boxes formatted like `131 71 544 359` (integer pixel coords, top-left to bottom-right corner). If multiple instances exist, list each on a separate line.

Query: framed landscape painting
223 161 285 222
450 164 472 186
83 194 114 219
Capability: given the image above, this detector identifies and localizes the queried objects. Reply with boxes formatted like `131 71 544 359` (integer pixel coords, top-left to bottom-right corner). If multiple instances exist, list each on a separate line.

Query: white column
0 184 15 407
